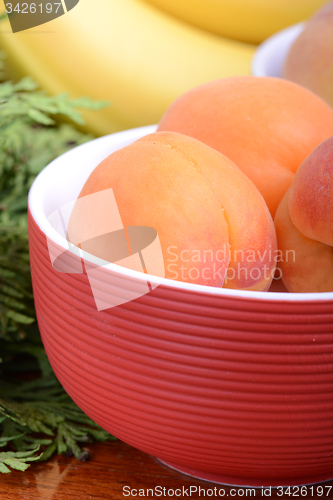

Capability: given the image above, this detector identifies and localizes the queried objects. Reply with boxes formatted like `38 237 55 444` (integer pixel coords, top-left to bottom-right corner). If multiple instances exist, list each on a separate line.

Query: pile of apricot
69 77 333 293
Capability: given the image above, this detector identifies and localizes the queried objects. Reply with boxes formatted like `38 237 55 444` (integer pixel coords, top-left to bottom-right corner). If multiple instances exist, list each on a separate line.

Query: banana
0 0 255 136
143 0 328 44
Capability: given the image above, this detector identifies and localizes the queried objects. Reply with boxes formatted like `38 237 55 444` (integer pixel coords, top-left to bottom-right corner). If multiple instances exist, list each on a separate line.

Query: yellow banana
0 0 255 136
143 0 328 44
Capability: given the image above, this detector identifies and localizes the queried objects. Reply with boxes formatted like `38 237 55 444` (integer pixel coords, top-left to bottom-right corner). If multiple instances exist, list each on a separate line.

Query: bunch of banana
143 0 328 44
0 0 256 136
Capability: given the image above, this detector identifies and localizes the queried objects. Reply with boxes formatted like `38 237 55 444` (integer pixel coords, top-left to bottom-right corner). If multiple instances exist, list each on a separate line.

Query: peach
283 0 333 109
157 76 333 216
274 136 333 293
68 131 277 291
289 136 333 247
275 191 333 293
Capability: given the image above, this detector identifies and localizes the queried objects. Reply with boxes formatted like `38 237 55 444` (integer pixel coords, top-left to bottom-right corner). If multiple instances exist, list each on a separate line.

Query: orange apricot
68 131 277 291
274 190 333 293
283 0 333 110
274 137 333 293
289 136 333 247
158 76 333 216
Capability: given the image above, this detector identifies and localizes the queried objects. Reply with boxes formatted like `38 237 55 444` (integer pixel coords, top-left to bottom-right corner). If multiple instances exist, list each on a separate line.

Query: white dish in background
252 22 305 78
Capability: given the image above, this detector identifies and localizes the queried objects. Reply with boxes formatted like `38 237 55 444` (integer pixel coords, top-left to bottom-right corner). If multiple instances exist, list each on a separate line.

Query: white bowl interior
28 125 333 302
252 22 305 78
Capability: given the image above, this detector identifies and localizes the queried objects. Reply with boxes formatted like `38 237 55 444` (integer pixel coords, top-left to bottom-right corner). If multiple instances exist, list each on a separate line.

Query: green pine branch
0 70 115 472
0 447 42 474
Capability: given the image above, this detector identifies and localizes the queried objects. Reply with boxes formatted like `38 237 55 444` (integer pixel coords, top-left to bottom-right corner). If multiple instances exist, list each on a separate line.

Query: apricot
157 76 333 216
283 1 333 109
274 137 333 293
289 136 333 247
68 131 277 291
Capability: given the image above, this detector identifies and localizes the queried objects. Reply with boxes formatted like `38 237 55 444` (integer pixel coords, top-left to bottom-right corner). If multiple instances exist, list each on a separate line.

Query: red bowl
28 125 333 487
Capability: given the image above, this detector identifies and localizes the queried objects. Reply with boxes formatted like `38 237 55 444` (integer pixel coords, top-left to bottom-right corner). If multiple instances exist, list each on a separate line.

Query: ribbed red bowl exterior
28 210 333 487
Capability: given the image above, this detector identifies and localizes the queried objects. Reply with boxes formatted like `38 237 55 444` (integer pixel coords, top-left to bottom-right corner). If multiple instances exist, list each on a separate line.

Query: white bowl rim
28 125 333 303
251 22 305 78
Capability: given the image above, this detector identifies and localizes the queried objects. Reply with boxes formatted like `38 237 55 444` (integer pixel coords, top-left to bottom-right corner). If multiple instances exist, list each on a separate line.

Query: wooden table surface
2 440 333 500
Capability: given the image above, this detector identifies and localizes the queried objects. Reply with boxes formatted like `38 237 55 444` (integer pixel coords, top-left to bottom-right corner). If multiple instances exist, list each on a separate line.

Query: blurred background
0 0 329 136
